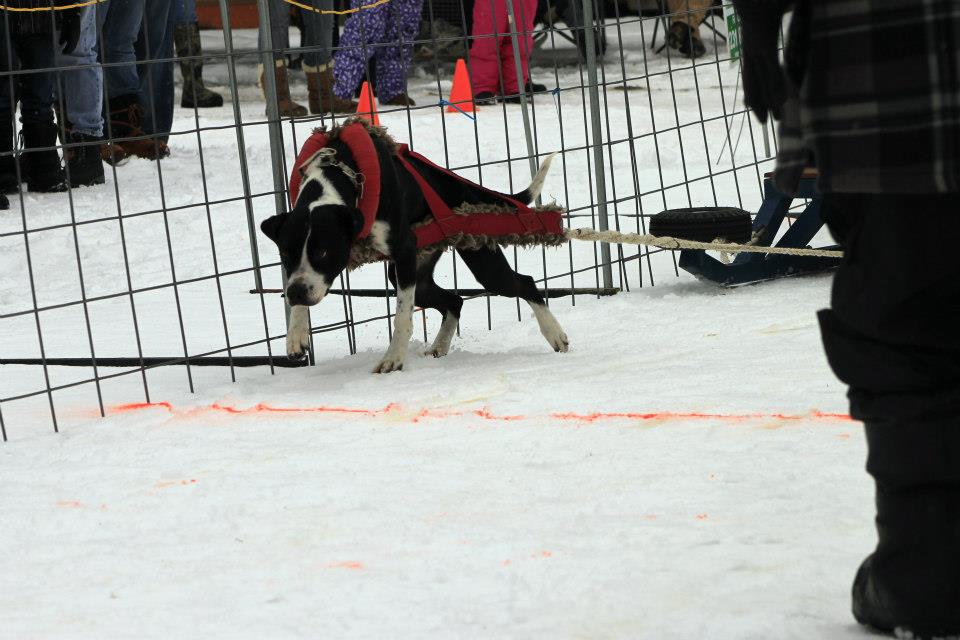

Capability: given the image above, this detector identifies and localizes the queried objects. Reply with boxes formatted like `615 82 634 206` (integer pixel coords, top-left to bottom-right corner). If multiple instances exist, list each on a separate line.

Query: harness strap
394 144 462 240
397 144 542 235
288 123 381 239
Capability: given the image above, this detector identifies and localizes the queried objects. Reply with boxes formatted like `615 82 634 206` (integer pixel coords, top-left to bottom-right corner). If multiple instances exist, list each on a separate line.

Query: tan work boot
259 61 307 118
104 93 169 162
304 63 358 115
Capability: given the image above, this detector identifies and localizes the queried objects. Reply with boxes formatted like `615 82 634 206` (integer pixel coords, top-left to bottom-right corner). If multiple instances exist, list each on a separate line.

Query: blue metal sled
678 169 840 287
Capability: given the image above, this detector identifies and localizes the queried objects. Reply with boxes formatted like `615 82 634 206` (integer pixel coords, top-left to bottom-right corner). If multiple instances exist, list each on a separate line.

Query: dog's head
261 155 364 307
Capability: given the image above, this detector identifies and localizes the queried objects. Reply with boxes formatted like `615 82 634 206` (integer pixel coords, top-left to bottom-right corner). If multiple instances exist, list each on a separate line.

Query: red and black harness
288 122 565 259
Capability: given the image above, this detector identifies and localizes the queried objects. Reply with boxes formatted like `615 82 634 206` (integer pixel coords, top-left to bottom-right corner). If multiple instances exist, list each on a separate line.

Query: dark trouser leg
818 193 960 636
18 36 65 193
136 0 176 140
0 30 20 192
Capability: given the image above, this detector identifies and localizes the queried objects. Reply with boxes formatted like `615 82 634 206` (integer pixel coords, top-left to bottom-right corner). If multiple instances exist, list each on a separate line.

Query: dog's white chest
369 221 391 255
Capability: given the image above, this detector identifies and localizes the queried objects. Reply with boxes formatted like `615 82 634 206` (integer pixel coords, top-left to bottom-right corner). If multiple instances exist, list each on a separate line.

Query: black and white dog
260 129 568 373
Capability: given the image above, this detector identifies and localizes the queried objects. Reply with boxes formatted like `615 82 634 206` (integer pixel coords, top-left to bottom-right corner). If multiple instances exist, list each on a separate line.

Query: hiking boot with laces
105 94 169 161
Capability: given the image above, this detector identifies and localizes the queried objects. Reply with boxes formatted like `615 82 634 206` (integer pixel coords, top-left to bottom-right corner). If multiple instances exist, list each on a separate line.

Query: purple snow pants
333 0 423 102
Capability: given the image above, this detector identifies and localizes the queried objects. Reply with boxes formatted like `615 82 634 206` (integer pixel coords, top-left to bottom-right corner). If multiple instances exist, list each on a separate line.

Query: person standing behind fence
136 0 177 157
332 0 423 107
0 1 80 194
54 2 105 187
173 0 223 108
259 0 357 117
735 0 960 637
665 0 711 59
99 0 166 161
468 0 543 104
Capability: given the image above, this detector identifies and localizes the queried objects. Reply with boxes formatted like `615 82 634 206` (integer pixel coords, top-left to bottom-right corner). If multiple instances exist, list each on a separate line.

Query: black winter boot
22 121 66 193
853 420 960 639
64 131 105 188
0 118 19 194
175 22 224 109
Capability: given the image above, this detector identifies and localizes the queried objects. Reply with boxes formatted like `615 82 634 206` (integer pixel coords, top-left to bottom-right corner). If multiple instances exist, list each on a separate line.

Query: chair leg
703 16 728 43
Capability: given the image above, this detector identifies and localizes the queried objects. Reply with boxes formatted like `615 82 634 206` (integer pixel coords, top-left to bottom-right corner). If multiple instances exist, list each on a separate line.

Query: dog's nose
286 281 312 306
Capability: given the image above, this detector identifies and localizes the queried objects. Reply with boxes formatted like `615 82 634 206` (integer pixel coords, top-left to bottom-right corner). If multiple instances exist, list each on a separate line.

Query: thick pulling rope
282 0 393 15
565 228 844 258
0 0 103 10
0 0 391 14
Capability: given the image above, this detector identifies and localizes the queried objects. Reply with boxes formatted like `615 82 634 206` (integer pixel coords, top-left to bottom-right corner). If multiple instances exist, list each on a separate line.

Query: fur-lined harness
288 121 567 269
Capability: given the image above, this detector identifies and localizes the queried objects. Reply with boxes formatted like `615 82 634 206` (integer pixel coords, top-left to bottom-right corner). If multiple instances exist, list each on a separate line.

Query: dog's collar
311 147 365 203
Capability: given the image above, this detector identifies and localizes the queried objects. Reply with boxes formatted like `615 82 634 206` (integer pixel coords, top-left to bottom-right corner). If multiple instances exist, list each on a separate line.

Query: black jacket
0 0 71 37
775 0 960 194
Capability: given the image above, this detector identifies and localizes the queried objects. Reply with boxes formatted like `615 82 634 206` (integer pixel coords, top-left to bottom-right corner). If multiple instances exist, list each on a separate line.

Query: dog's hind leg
457 246 569 353
416 250 464 357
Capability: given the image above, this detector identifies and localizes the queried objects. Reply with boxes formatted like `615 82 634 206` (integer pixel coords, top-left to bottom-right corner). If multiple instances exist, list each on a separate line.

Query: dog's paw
372 354 405 374
425 345 449 358
286 325 311 361
544 327 569 353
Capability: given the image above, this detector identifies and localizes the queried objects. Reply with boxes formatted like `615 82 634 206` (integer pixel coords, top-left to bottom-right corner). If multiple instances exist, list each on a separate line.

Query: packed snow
0 21 876 640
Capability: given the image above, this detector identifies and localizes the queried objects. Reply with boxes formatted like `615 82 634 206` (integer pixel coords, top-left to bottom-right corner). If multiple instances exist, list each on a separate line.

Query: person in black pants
0 2 80 194
734 0 959 638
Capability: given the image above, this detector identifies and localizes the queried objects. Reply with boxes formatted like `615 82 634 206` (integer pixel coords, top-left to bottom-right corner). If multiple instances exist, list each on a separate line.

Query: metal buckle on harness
315 147 364 198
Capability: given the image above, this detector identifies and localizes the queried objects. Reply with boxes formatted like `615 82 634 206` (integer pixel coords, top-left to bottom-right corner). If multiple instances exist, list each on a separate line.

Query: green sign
724 3 741 65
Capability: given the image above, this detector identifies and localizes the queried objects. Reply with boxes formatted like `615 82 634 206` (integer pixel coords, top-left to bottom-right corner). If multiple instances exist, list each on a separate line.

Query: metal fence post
218 0 265 291
503 0 539 183
256 0 298 333
580 0 613 289
255 0 292 218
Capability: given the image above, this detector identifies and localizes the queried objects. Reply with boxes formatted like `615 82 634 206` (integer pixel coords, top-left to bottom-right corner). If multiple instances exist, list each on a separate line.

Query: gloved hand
59 8 81 55
732 0 791 123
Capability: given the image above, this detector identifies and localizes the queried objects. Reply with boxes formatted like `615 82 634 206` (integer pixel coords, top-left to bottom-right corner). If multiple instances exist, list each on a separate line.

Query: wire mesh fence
0 0 777 442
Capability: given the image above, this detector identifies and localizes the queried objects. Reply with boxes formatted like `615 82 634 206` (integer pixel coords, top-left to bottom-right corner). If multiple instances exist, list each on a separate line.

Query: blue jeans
174 0 198 25
98 0 145 99
136 0 176 138
259 0 335 68
55 5 103 137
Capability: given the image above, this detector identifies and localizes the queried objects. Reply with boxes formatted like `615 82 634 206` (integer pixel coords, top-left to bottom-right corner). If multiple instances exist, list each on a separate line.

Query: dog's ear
260 212 287 243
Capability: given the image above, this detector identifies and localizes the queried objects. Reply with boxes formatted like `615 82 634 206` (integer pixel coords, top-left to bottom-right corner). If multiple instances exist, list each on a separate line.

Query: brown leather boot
104 93 169 162
304 64 357 115
259 62 307 118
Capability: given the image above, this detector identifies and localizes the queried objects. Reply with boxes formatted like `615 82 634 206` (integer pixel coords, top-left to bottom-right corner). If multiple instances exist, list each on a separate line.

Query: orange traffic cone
356 81 380 126
446 58 475 114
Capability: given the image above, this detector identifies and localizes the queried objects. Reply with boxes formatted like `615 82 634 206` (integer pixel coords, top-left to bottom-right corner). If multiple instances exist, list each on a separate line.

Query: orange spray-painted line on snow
106 401 852 425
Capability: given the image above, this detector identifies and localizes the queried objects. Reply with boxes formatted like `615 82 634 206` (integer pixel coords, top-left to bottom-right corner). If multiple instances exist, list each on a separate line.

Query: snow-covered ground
0 20 875 640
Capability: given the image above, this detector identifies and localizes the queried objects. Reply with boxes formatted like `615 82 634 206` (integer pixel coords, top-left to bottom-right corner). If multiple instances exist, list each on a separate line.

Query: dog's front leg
286 305 311 361
374 253 417 374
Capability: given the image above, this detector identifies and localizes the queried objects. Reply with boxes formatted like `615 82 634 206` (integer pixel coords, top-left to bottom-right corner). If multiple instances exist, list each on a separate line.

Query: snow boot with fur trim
305 64 357 114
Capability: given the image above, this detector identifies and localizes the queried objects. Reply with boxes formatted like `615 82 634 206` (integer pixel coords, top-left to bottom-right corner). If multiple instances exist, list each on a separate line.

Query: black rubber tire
649 207 753 245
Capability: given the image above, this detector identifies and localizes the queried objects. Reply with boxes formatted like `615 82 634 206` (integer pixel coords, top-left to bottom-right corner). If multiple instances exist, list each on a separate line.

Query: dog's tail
512 152 558 204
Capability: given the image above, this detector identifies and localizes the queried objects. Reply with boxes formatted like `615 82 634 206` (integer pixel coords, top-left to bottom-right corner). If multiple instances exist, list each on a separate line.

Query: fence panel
0 0 775 441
